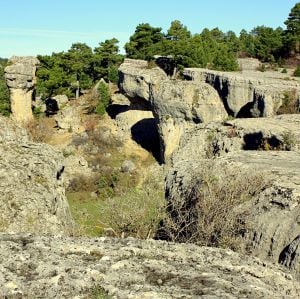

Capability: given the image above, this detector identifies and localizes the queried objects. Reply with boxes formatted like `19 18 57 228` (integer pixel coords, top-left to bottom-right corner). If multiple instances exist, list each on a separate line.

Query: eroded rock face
173 114 300 161
0 234 299 298
152 80 227 162
4 56 39 123
118 60 228 162
118 58 167 101
0 116 74 235
183 68 300 117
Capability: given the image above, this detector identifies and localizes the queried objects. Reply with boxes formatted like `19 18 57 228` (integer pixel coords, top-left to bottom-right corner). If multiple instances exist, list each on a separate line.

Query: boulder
0 234 299 298
183 68 300 117
54 106 85 133
118 59 168 101
0 116 74 235
4 56 39 123
52 95 69 109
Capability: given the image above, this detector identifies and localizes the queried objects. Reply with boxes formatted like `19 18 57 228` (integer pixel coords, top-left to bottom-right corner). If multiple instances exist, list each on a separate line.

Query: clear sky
0 0 298 58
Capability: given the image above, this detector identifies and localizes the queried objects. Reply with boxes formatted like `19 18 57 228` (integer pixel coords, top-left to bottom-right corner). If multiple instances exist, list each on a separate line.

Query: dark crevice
131 118 161 163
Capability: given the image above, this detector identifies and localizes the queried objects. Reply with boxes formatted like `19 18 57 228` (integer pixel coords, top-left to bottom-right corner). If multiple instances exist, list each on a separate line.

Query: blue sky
0 0 298 58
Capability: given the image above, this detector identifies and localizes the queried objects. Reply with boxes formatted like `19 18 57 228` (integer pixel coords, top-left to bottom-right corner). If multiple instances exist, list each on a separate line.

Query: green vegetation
89 286 112 299
36 39 123 99
96 82 110 116
0 58 10 116
294 65 300 76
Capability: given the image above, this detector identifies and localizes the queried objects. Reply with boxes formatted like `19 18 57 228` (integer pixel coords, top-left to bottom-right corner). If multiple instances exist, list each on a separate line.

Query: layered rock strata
183 68 300 117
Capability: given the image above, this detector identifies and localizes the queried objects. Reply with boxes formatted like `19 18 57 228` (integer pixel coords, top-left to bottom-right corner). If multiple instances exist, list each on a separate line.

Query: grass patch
67 192 103 236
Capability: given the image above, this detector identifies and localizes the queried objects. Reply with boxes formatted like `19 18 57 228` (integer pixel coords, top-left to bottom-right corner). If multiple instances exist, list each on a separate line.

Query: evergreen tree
94 38 123 82
284 2 300 54
125 23 164 59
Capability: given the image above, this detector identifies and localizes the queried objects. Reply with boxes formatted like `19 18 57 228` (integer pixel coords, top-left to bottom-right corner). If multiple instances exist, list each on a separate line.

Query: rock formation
118 58 167 101
0 116 74 235
4 56 39 123
151 80 227 161
118 59 228 162
165 114 300 276
117 59 300 276
183 68 300 117
0 234 299 298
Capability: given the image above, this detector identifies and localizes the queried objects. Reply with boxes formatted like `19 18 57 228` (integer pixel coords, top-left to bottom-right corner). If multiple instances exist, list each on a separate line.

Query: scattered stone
121 160 136 173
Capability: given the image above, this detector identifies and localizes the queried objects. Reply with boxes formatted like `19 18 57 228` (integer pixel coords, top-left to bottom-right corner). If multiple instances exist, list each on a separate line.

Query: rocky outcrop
173 114 300 160
166 133 300 276
118 58 167 101
4 56 39 123
0 116 74 235
54 106 85 133
183 68 300 117
151 80 227 161
237 58 261 71
118 60 228 162
0 234 299 298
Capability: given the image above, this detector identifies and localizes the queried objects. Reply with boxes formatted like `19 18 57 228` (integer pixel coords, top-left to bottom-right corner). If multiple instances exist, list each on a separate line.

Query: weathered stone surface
4 56 39 123
63 154 92 187
174 114 300 161
151 80 227 162
55 106 85 133
167 148 300 276
0 116 74 235
237 58 261 71
118 59 168 101
115 110 154 132
0 234 299 298
52 94 69 109
183 68 300 117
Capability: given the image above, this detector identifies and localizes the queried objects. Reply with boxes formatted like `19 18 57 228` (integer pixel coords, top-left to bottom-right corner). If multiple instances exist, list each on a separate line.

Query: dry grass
159 162 270 250
25 117 56 143
277 89 299 114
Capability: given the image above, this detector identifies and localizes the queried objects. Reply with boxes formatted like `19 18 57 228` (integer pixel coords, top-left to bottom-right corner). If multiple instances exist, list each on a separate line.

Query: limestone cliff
183 68 300 117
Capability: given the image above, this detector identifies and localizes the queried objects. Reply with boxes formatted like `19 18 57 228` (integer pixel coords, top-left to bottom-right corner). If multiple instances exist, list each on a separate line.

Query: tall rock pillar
4 56 39 123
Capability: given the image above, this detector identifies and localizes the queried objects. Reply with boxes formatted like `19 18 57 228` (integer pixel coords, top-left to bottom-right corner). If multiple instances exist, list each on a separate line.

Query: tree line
0 2 299 110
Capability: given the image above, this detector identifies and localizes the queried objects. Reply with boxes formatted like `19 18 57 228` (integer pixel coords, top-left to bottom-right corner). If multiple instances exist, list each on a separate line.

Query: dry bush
84 115 99 133
25 117 56 143
277 89 299 114
68 174 100 193
99 176 165 239
159 162 270 250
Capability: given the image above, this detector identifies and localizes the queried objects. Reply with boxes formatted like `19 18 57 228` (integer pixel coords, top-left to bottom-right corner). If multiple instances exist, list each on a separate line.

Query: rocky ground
1 234 299 299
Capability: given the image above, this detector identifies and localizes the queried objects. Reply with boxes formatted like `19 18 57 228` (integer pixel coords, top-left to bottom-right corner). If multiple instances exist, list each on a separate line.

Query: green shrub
0 63 10 116
96 82 110 116
99 181 165 239
294 65 300 77
281 68 287 73
281 130 297 150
